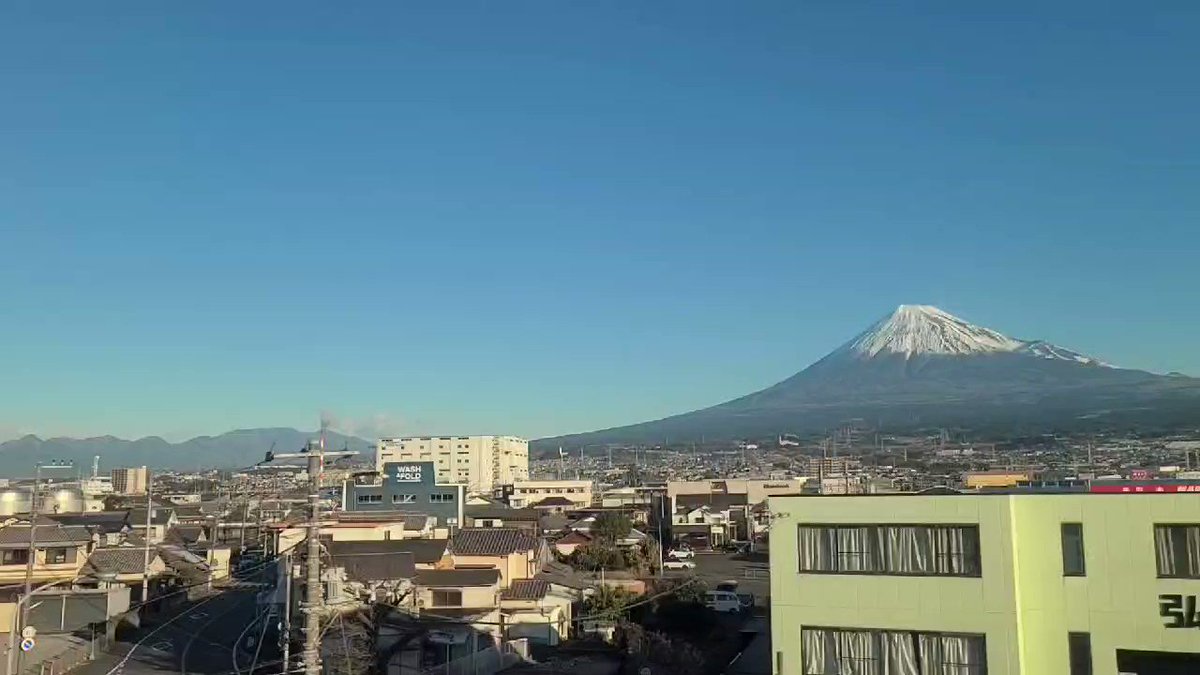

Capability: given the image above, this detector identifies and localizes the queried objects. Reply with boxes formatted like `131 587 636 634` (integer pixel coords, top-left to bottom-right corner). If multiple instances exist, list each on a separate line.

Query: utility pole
141 471 153 603
17 461 72 675
266 426 357 675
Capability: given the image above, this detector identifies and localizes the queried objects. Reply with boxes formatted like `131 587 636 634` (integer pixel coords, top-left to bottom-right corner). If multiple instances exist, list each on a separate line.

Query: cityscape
3 3 1199 675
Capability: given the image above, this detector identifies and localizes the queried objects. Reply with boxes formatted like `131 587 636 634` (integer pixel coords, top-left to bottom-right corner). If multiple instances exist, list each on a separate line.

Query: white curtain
1186 527 1200 577
882 632 919 675
931 527 977 575
803 629 836 674
887 527 927 574
836 630 880 675
838 527 874 572
918 634 985 674
799 526 832 571
1155 526 1174 576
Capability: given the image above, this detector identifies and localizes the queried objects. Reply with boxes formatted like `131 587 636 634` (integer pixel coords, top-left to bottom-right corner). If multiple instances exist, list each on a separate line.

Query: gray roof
327 542 416 582
413 568 500 588
165 525 207 545
451 528 541 556
129 508 175 526
534 560 592 591
45 512 130 534
676 493 748 511
383 538 449 564
0 524 93 548
529 497 575 508
501 579 549 601
465 505 540 522
81 547 148 576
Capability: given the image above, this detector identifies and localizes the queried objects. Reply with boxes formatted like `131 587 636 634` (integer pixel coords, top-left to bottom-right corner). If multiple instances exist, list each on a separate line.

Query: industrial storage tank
0 488 33 516
38 488 85 514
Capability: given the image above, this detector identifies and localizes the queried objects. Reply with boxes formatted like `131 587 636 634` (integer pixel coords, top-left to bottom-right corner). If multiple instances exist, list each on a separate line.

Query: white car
705 590 753 613
662 558 696 571
667 548 694 559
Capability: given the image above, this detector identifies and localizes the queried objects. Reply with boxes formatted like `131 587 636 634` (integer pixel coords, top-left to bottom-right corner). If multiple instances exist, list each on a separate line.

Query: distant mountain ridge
0 428 374 475
534 305 1200 450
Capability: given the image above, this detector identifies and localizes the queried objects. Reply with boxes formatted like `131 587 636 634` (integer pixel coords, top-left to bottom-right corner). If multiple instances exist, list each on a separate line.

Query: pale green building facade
769 493 1200 674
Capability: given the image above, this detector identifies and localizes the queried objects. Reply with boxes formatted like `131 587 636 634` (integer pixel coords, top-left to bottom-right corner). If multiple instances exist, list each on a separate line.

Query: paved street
73 587 266 675
665 551 771 611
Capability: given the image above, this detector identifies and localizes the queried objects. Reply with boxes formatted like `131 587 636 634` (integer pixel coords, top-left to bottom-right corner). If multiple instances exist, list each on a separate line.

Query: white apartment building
111 466 149 495
510 480 594 509
376 436 529 493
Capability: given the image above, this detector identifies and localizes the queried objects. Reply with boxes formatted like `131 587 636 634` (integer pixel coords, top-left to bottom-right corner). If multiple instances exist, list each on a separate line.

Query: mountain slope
0 428 374 475
535 306 1200 449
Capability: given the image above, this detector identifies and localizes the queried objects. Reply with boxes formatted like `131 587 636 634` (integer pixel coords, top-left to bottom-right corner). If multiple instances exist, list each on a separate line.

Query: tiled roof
165 525 206 545
553 531 592 545
413 568 500 588
81 547 149 576
535 560 592 591
45 512 130 534
129 508 175 526
451 528 541 556
529 497 575 508
501 579 549 601
386 539 449 564
465 506 540 522
0 524 93 547
327 541 416 582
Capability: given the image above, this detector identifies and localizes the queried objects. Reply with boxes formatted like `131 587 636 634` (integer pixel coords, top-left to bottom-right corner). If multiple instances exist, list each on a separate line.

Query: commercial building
342 461 464 531
377 436 529 493
510 479 594 509
667 477 807 506
768 492 1200 674
963 470 1033 490
110 466 149 495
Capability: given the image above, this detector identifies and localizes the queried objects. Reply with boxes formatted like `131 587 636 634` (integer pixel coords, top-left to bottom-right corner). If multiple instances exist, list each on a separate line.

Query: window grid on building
798 524 982 577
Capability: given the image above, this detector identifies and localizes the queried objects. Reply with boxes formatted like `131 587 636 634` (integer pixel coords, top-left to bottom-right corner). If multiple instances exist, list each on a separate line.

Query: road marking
230 609 270 675
150 641 173 653
104 592 227 675
181 593 255 675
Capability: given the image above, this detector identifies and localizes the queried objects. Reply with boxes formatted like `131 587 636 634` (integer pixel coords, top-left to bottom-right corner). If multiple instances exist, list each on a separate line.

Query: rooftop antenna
558 447 566 480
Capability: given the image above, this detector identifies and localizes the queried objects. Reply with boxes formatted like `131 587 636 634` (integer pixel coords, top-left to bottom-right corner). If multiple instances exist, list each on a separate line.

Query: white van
705 590 748 613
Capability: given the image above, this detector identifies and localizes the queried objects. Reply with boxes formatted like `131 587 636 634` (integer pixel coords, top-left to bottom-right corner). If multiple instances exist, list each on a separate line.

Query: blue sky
2 2 1197 442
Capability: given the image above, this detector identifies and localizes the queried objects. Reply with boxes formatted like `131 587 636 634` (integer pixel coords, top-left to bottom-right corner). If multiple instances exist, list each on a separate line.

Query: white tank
39 488 85 514
0 489 33 516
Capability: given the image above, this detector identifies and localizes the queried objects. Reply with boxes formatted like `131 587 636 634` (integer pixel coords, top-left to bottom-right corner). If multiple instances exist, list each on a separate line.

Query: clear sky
2 2 1197 442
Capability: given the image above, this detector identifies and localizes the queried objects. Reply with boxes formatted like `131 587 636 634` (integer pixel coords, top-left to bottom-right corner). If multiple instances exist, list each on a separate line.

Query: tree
571 543 625 571
584 585 636 618
592 511 633 544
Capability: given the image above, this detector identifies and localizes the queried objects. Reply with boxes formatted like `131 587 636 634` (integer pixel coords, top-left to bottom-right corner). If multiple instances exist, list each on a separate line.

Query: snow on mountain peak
846 305 1024 358
837 305 1115 366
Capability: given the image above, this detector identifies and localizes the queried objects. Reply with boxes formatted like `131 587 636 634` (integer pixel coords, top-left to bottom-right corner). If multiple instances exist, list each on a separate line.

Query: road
74 586 269 675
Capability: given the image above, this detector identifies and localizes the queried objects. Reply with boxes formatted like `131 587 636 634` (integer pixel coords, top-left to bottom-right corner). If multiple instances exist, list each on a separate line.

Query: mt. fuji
535 306 1200 448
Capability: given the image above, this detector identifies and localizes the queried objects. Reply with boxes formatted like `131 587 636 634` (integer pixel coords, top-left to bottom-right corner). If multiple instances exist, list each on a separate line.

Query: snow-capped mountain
839 305 1112 366
535 305 1200 449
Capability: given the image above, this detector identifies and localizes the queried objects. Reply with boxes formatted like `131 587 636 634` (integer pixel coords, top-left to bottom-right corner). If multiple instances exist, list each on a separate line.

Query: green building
768 492 1200 674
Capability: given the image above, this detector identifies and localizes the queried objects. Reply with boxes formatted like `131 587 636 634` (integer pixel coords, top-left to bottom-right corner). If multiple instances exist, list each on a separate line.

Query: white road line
104 592 227 675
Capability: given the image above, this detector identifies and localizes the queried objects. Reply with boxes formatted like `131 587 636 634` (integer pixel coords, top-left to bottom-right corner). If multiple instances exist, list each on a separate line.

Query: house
45 511 132 545
449 529 549 589
273 511 435 554
500 578 580 646
412 568 503 638
527 496 576 515
551 530 593 557
165 524 209 550
463 505 541 533
128 506 178 544
0 518 94 586
325 540 416 606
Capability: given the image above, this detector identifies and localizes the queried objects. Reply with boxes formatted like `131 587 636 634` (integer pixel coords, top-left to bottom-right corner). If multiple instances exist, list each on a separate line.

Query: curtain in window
1186 527 1200 577
919 634 985 674
882 632 919 675
838 527 874 572
932 527 974 575
836 630 879 675
799 526 832 571
887 527 928 573
1155 526 1175 576
802 628 835 674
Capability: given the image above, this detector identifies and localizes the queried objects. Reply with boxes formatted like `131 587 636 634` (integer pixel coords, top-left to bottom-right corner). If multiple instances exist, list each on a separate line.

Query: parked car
667 547 694 559
705 590 753 613
663 557 696 570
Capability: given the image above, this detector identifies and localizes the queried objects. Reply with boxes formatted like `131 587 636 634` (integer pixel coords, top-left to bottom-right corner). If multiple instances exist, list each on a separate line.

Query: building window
1 549 29 565
1154 525 1200 578
801 628 986 675
392 494 416 504
430 493 455 503
1068 632 1091 675
356 494 383 504
45 548 69 564
1061 523 1086 576
797 524 981 577
431 590 462 607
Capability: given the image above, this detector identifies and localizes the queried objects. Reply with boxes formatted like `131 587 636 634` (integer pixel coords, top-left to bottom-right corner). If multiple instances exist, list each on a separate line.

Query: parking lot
665 550 770 611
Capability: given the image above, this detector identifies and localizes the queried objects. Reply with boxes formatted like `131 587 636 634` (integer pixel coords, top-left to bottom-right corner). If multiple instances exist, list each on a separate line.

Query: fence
420 638 527 675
